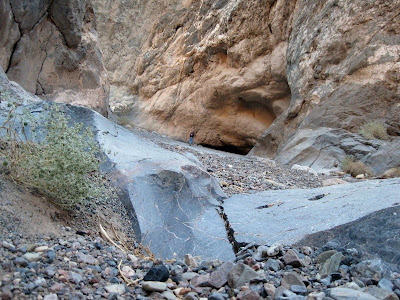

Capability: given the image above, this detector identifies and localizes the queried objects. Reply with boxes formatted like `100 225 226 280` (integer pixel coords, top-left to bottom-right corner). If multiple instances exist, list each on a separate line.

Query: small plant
341 156 372 177
382 167 400 179
359 121 389 140
0 103 112 209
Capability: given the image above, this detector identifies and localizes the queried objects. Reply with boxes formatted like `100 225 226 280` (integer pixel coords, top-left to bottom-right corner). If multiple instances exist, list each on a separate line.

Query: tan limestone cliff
93 0 295 153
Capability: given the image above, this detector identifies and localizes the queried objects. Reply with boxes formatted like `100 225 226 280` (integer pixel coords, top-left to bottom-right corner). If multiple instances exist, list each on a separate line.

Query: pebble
143 265 169 282
104 284 126 295
35 245 49 252
0 228 398 299
22 252 42 262
142 281 167 292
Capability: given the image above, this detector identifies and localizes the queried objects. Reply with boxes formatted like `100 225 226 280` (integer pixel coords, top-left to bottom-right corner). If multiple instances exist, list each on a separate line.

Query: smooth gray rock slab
223 179 400 248
67 104 234 261
67 104 233 261
0 70 234 261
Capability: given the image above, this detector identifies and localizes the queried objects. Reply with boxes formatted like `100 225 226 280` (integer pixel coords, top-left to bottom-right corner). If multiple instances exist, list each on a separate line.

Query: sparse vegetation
0 102 112 210
359 121 389 140
341 156 372 177
382 167 400 179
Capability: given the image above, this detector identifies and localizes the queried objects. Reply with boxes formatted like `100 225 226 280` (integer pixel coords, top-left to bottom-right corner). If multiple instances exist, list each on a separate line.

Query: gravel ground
131 128 327 196
1 230 400 299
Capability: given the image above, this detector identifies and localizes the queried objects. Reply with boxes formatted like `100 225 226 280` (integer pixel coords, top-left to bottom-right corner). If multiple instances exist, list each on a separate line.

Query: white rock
2 241 15 250
142 281 167 292
356 174 365 179
121 266 135 278
267 243 283 256
128 254 138 263
184 254 198 267
43 294 58 300
35 245 49 252
35 277 47 287
105 284 126 295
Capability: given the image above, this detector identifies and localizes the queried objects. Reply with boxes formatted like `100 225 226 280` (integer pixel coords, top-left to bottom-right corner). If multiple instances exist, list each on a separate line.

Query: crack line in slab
216 206 246 254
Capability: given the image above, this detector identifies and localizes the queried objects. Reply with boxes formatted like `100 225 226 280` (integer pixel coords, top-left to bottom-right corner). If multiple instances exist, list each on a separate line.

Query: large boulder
66 104 235 260
252 126 395 175
297 205 400 265
0 69 234 261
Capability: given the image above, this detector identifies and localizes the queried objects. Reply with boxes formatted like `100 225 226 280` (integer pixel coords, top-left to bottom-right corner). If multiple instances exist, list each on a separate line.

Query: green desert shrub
341 156 372 177
359 121 389 140
0 103 111 209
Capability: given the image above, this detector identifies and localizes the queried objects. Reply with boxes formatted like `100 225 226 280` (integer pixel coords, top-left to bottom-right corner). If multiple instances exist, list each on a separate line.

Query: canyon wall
0 0 109 115
250 0 400 172
93 0 400 168
93 0 295 153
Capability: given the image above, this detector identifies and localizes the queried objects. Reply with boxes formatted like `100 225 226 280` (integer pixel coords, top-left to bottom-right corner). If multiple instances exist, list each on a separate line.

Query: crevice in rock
36 27 53 97
48 4 70 49
5 1 22 74
217 205 246 254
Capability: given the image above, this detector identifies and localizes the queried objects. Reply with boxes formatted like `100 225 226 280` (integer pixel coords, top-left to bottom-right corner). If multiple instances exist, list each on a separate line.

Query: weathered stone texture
93 0 295 153
251 0 400 172
0 0 109 116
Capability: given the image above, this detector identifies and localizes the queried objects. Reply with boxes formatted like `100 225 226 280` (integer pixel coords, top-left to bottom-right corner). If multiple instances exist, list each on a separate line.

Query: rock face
250 0 400 172
2 0 398 168
91 0 399 164
92 0 294 153
0 0 109 115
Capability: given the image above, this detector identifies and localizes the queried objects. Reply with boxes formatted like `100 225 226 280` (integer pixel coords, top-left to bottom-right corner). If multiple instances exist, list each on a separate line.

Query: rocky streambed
1 229 399 300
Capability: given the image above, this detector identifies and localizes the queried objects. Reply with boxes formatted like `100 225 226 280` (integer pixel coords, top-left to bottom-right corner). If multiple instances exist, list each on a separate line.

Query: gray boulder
223 178 400 261
59 102 234 260
0 95 233 260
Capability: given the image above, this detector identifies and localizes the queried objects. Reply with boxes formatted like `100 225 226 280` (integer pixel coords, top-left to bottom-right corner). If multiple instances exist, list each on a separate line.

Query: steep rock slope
0 0 109 115
93 0 295 153
251 0 400 172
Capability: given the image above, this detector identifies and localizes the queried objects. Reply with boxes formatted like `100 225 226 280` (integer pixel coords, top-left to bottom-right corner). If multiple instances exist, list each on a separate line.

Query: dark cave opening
198 142 251 156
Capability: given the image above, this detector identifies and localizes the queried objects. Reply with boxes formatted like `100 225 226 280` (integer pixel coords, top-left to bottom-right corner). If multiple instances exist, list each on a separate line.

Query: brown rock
237 288 262 300
283 249 303 268
209 261 235 289
190 274 210 287
228 263 260 289
281 272 306 289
